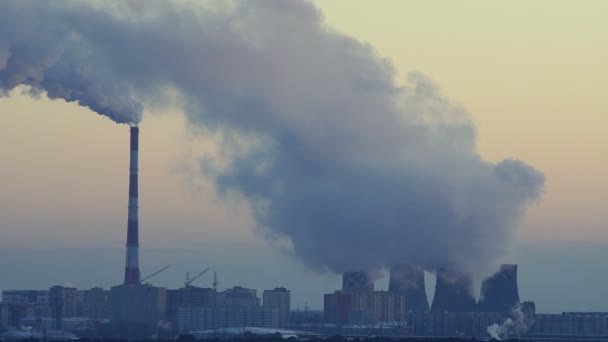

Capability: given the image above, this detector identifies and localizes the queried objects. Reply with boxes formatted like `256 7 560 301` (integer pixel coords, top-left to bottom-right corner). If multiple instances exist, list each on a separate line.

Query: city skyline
1 0 608 315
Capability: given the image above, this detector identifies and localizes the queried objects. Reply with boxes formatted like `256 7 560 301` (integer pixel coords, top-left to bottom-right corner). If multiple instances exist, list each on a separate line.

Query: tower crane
184 268 210 287
140 265 171 284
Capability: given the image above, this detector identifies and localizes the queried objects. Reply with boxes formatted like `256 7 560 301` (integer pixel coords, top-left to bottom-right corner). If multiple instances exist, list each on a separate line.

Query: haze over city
1 0 607 321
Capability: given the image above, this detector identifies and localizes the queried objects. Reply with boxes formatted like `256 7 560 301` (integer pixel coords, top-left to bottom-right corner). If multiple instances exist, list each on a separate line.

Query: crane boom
185 268 210 286
140 265 171 284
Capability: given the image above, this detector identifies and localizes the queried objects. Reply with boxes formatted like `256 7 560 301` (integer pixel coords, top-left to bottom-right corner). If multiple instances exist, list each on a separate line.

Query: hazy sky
1 1 607 312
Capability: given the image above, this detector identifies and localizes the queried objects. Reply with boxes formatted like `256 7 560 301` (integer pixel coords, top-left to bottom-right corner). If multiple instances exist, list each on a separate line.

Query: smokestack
389 264 429 312
342 271 374 293
431 267 476 312
478 264 520 314
124 126 140 285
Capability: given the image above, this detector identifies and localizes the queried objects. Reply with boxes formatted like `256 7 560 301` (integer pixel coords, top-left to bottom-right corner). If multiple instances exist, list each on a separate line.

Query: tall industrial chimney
124 126 140 285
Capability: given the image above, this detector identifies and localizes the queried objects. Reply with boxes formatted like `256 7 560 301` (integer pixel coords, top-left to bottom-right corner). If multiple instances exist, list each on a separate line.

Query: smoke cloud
0 1 544 275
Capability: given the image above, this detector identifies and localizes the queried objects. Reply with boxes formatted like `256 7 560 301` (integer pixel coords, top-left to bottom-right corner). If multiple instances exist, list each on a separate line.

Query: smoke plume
0 1 544 275
487 304 534 340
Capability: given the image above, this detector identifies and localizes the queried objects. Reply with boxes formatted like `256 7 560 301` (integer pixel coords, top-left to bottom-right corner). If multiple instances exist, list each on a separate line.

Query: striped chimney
124 126 140 285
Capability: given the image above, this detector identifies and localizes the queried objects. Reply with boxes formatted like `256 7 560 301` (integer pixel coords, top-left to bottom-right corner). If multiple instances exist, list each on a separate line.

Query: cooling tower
342 271 374 293
430 267 476 312
124 126 141 285
478 264 520 314
388 264 429 312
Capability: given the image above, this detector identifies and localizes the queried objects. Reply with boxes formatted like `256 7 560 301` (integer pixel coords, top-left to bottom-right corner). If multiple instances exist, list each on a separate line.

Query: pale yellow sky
315 0 608 242
1 0 607 312
0 0 606 249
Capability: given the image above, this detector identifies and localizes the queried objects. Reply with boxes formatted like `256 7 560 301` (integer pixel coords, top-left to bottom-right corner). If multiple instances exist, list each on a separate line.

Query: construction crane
140 265 171 284
213 272 218 292
184 267 210 287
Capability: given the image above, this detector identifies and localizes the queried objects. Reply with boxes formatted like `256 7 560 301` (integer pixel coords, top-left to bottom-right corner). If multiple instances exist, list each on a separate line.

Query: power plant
388 264 429 312
478 264 520 314
342 271 374 293
124 126 141 285
430 267 476 313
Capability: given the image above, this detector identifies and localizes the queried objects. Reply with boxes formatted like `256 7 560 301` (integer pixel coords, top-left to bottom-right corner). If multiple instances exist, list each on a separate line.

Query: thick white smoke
0 0 544 275
486 304 534 340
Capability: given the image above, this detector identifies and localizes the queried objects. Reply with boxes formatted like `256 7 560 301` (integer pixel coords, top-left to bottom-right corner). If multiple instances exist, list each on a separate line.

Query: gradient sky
1 1 607 312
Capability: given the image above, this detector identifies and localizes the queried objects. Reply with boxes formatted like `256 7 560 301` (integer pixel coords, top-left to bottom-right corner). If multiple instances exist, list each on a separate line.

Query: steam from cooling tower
0 1 545 275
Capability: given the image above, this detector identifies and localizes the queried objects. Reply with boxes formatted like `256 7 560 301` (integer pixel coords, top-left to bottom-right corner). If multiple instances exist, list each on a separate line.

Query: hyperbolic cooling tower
389 264 429 312
124 126 141 285
431 267 476 312
342 271 374 293
478 264 520 314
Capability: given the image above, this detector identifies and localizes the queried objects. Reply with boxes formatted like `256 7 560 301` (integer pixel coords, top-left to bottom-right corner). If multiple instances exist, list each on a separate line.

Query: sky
0 0 607 312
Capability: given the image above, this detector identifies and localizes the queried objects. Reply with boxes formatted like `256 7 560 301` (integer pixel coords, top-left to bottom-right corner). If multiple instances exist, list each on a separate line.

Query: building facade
262 287 290 327
110 285 166 327
324 291 405 325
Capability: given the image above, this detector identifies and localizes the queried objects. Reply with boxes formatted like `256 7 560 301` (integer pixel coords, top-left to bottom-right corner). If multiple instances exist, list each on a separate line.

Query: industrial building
388 264 429 313
430 267 477 313
478 264 520 314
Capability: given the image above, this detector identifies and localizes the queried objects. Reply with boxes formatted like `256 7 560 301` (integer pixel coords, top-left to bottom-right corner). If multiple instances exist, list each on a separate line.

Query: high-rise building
49 286 81 330
82 287 111 320
0 302 34 328
176 286 278 332
342 272 374 293
167 286 216 324
263 287 290 327
1 290 49 317
389 264 429 313
218 286 259 308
